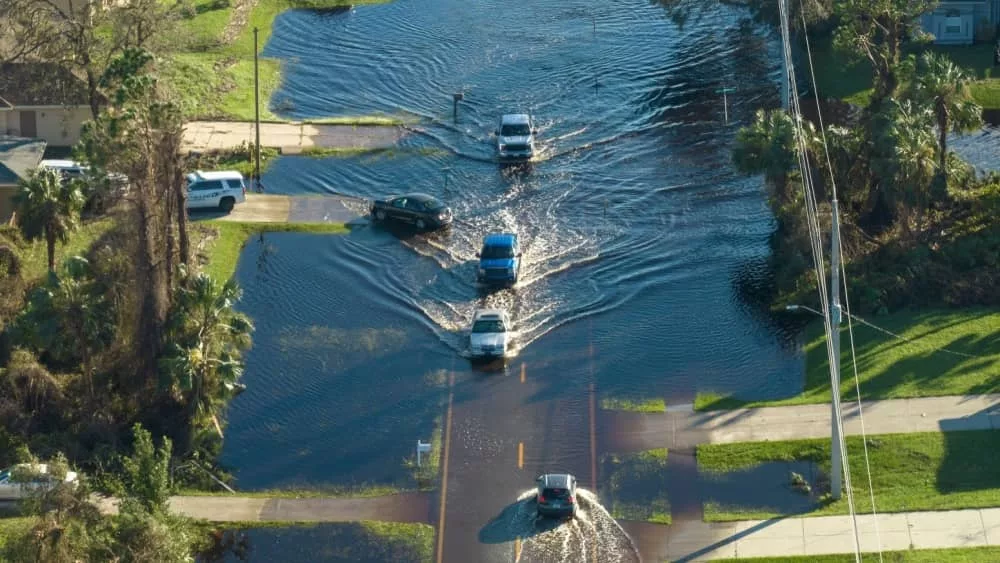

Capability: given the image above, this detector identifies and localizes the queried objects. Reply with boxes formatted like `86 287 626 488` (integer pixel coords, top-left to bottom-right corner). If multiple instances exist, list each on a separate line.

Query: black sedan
370 193 453 231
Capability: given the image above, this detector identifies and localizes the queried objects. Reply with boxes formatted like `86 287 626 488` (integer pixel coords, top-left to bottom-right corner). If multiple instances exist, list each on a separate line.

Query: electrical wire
777 0 862 559
798 6 884 561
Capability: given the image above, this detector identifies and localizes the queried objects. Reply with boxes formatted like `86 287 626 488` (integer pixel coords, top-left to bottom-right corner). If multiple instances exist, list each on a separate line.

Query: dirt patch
222 0 260 44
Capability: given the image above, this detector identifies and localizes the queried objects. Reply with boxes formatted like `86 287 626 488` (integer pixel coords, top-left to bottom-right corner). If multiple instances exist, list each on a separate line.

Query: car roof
473 308 507 319
39 159 86 170
501 114 531 124
187 170 244 182
400 192 441 202
483 233 517 246
540 474 574 488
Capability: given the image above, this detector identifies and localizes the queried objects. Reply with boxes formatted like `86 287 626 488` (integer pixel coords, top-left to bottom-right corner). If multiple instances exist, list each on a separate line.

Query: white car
0 464 79 500
496 114 537 161
39 159 89 180
469 309 512 360
186 170 247 212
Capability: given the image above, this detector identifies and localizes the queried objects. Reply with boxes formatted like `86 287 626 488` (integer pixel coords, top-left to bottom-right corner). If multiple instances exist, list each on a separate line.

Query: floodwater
215 0 998 560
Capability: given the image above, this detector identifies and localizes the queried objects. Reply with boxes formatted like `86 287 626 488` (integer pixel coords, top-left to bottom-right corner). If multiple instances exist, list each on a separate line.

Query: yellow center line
435 372 455 563
520 362 526 383
589 383 597 490
514 536 522 562
518 441 524 469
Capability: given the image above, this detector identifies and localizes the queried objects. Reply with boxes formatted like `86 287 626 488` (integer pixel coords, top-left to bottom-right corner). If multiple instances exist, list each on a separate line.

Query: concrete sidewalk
602 394 1000 451
95 492 433 524
190 193 369 225
182 121 404 153
622 506 1000 561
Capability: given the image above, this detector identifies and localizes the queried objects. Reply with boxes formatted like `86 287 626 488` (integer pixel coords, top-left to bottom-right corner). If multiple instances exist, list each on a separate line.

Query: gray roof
0 136 47 185
0 63 99 107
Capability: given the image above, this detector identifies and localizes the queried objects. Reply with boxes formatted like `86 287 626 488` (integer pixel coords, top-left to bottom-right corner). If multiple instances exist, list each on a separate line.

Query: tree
159 269 253 448
872 99 938 237
12 256 115 394
0 0 180 119
833 0 937 111
733 109 807 206
117 423 173 516
13 168 85 273
908 52 983 173
78 48 190 383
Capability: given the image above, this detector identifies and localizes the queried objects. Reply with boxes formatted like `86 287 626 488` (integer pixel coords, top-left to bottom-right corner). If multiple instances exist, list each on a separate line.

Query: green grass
695 309 1000 410
698 430 1000 521
359 521 434 562
718 546 1000 562
806 38 1000 109
198 220 347 282
405 414 443 491
0 517 33 553
0 218 116 283
167 0 398 122
601 448 671 525
177 484 401 498
301 147 390 158
599 396 667 413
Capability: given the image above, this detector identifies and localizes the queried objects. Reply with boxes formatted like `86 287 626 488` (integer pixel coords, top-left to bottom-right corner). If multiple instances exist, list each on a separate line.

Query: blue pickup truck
476 233 521 286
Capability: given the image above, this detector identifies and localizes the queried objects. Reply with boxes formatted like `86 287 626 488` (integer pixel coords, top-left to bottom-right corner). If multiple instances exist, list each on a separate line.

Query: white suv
0 464 79 500
38 159 89 180
186 170 247 212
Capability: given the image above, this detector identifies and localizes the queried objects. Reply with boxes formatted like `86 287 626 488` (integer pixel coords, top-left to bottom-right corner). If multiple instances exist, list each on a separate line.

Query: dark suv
535 474 578 519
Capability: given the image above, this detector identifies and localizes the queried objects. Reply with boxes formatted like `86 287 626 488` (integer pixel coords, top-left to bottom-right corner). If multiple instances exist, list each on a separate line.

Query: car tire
374 209 386 221
415 218 427 230
219 197 235 213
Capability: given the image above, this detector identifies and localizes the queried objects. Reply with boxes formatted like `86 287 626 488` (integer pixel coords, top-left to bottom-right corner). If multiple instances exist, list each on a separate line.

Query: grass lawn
196 220 348 282
719 546 1000 562
698 430 1000 521
601 448 671 524
0 517 33 553
695 308 1000 410
806 37 1000 109
405 414 443 491
0 217 116 283
600 396 667 413
166 0 403 122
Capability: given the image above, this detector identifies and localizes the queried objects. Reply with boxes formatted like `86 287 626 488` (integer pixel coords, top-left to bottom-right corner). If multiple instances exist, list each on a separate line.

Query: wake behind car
186 170 247 212
468 308 511 361
535 473 578 520
477 233 521 286
371 193 453 231
496 114 537 161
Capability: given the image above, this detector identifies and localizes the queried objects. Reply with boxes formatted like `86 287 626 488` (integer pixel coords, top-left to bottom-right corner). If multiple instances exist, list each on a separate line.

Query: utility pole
253 27 262 191
829 198 843 500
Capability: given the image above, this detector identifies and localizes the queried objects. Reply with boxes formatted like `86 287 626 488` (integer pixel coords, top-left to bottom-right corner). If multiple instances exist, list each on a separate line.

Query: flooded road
221 0 811 560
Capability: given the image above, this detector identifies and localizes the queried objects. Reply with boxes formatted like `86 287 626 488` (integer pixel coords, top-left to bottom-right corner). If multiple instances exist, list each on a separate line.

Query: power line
776 0 864 559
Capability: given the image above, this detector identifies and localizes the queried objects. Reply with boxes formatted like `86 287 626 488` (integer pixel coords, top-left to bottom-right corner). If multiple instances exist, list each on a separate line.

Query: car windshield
481 245 515 259
472 319 506 333
420 198 445 211
501 124 531 136
0 469 9 482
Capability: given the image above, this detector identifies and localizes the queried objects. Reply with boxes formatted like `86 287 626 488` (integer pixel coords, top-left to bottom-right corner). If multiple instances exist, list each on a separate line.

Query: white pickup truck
186 170 247 212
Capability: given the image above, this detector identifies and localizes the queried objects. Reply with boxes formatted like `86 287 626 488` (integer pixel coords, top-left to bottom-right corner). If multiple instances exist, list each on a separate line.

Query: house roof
0 63 97 107
0 136 47 185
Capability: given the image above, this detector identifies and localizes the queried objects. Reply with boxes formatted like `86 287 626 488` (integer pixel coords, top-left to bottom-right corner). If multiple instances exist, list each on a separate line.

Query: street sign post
715 87 736 124
416 440 432 467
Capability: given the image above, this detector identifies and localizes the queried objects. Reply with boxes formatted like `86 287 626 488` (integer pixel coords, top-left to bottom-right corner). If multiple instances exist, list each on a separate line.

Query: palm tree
910 52 983 173
733 109 823 206
13 168 85 273
733 109 799 205
159 269 253 437
875 100 938 237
